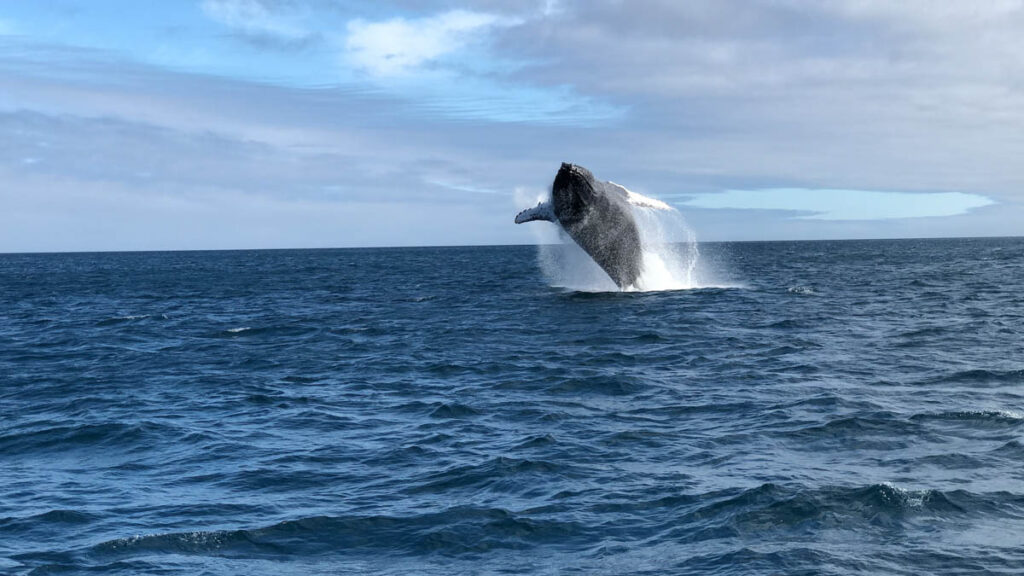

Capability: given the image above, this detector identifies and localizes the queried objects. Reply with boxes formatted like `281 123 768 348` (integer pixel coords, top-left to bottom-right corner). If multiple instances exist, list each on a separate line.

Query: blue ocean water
2 238 1023 575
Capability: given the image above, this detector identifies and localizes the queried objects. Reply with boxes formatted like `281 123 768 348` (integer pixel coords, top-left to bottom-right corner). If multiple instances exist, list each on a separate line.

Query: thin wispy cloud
344 10 521 77
201 0 311 42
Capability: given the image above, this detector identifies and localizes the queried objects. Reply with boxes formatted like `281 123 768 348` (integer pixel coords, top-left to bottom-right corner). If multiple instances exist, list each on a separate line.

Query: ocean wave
212 324 321 338
0 421 177 454
778 414 917 450
547 375 648 396
404 456 573 496
658 482 991 540
0 509 98 534
895 325 949 339
95 314 152 326
989 439 1024 458
88 508 587 559
428 402 481 419
910 410 1024 426
926 369 1024 385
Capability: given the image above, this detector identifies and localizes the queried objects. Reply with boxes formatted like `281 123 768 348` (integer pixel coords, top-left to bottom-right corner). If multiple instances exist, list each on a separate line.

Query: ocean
2 238 1023 575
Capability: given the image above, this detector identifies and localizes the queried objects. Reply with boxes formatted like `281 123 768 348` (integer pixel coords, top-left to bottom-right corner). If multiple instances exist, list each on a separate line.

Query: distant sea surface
2 238 1024 575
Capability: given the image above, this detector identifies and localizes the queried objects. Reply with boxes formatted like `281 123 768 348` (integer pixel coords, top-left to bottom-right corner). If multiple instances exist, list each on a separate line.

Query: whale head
551 162 598 225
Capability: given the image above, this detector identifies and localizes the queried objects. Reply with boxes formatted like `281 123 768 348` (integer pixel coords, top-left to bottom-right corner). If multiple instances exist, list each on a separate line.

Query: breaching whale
515 163 673 290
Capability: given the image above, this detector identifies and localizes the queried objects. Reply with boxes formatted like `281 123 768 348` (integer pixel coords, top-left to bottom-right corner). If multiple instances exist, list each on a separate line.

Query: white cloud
344 10 521 77
201 0 308 40
683 189 995 220
335 8 609 123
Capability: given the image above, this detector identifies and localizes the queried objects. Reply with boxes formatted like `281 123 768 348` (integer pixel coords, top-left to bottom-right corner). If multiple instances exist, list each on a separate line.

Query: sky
1 0 1022 252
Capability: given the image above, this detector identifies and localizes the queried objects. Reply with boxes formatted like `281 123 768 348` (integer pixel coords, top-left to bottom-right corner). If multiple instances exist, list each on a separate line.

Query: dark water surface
2 238 1024 575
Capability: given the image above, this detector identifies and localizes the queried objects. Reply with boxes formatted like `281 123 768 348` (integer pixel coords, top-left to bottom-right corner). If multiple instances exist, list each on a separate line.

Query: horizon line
1 234 1021 256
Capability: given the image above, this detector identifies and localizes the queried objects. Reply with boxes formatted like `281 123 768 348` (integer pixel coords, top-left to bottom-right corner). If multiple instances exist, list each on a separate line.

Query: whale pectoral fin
607 182 675 211
515 201 556 224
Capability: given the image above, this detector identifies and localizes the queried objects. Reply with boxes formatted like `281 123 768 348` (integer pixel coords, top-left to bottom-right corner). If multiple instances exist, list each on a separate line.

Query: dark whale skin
550 163 643 289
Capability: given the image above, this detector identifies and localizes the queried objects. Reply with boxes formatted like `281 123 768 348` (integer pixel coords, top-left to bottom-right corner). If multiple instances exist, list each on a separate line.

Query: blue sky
1 1 1021 251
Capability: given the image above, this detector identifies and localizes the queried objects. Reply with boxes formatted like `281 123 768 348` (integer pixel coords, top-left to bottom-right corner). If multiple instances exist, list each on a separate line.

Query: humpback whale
515 163 673 290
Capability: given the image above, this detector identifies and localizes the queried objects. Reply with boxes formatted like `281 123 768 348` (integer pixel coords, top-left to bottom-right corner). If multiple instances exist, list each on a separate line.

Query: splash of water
631 207 701 292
